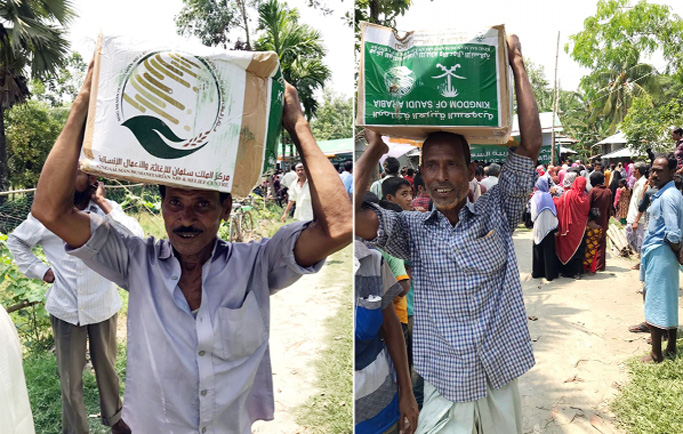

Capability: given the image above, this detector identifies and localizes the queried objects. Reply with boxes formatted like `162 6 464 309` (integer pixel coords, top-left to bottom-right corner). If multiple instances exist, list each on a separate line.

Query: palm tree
0 0 74 193
591 63 659 134
255 0 330 162
255 0 330 120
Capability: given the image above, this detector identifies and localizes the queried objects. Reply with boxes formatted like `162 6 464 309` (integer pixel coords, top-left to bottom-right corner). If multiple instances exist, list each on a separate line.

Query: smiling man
31 62 352 433
355 35 542 433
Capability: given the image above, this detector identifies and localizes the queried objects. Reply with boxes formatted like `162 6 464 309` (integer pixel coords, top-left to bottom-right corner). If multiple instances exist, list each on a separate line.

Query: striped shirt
354 242 403 434
367 150 536 403
7 201 144 326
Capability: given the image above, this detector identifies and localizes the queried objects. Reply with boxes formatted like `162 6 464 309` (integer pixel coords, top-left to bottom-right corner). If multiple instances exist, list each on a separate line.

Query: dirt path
252 251 348 433
515 228 683 433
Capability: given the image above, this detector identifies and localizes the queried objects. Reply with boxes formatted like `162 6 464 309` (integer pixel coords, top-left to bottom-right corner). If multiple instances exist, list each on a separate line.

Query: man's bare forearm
283 83 351 265
354 130 386 240
32 63 93 248
508 36 542 162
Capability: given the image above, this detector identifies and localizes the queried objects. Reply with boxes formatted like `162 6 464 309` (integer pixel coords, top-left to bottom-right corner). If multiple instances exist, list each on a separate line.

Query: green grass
611 335 683 434
23 342 128 433
295 246 353 434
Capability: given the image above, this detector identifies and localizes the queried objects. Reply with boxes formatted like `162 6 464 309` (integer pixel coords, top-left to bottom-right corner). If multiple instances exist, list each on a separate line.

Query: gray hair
488 163 501 177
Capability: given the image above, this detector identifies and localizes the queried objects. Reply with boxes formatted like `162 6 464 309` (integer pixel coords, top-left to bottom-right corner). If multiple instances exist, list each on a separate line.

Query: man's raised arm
287 83 352 267
355 130 387 240
31 62 94 248
508 35 542 162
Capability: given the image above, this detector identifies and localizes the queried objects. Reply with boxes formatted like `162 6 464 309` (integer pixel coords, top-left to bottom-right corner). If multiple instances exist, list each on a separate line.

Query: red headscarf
553 176 590 264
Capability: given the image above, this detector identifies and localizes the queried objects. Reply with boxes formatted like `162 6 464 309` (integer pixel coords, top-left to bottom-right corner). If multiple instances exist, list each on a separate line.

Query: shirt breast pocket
456 230 506 274
215 291 267 362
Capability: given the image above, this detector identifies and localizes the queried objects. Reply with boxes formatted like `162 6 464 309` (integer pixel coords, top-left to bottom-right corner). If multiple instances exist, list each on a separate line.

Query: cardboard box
356 22 513 145
81 34 284 196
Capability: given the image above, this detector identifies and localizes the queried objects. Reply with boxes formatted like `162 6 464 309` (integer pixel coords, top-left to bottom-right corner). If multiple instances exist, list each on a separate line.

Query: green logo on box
119 51 224 159
364 42 498 127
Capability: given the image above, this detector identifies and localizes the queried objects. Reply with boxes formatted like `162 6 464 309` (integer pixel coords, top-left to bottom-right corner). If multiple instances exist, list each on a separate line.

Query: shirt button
171 275 178 280
201 389 207 396
199 350 205 356
202 428 207 433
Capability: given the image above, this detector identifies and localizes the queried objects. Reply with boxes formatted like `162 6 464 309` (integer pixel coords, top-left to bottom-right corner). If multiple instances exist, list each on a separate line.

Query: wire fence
0 182 161 235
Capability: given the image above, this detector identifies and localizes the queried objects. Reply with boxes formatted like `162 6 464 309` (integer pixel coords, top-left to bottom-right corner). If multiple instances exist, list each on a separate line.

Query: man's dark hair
488 163 501 177
674 127 683 136
475 165 485 177
655 153 678 171
344 160 353 172
422 132 471 165
634 161 649 178
406 168 414 177
589 171 604 186
382 176 411 200
384 157 400 175
414 173 425 190
363 191 379 204
158 185 231 205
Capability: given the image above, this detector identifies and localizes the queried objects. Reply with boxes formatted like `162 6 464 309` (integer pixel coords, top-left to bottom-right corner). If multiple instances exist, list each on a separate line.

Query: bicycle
228 199 255 242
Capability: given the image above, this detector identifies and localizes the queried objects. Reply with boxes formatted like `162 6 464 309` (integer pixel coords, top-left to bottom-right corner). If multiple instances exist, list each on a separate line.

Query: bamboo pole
551 31 560 166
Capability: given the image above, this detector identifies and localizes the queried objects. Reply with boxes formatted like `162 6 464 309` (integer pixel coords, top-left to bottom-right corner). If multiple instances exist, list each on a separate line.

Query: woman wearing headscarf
554 176 591 278
608 169 622 212
588 171 613 271
531 177 559 280
562 171 578 192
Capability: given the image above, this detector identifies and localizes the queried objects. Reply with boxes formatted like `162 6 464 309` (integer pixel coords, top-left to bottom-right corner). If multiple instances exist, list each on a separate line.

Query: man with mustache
30 61 352 433
355 35 541 433
8 175 143 434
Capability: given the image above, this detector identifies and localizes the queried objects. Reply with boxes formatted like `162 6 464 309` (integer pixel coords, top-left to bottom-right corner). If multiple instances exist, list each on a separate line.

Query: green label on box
363 41 499 127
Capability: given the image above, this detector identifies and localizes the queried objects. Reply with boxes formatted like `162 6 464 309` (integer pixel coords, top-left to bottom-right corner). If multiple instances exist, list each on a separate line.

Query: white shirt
7 200 144 325
480 175 499 190
289 180 314 222
0 309 35 434
627 176 647 224
280 171 297 191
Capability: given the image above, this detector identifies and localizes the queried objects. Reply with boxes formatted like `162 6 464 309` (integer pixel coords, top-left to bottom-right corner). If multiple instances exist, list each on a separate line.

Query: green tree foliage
353 0 412 30
5 100 64 189
0 0 75 194
566 0 683 73
310 91 352 140
175 0 259 50
621 95 683 155
524 58 554 112
566 0 683 134
255 0 330 120
30 51 86 107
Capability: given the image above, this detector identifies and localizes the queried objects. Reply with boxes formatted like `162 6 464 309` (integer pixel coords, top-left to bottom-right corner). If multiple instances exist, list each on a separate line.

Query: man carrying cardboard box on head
31 61 352 434
355 35 541 433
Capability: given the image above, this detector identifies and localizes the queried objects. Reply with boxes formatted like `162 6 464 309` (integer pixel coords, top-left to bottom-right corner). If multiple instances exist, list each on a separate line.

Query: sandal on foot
629 322 649 333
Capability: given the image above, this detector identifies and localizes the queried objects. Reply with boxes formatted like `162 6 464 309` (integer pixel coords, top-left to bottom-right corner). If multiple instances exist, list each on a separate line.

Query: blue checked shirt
367 150 536 403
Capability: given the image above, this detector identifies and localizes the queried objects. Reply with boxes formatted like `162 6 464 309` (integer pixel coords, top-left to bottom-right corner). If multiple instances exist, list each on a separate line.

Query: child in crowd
584 208 603 274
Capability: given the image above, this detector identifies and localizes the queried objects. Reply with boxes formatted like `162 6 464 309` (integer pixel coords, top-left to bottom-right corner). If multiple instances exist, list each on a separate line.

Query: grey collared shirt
68 214 322 433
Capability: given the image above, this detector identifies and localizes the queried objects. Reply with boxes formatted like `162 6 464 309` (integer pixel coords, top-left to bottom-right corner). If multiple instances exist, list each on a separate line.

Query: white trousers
415 379 522 434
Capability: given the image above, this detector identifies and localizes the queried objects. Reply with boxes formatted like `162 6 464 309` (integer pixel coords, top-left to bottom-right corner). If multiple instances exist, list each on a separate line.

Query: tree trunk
0 105 8 202
239 0 251 50
369 0 380 23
